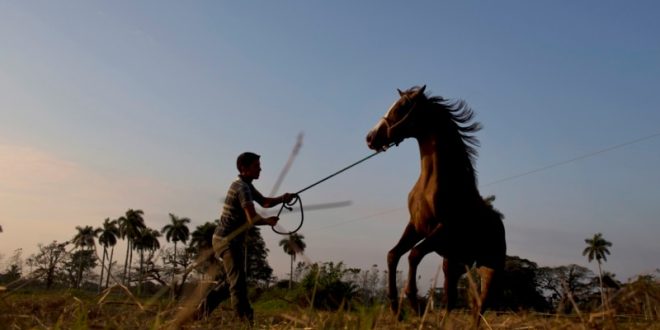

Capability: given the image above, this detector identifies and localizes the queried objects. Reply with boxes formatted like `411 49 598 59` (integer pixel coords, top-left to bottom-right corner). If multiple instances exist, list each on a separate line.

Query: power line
483 131 660 187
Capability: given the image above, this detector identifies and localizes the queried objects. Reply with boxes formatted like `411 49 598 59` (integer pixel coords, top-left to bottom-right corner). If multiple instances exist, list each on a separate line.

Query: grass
2 288 659 329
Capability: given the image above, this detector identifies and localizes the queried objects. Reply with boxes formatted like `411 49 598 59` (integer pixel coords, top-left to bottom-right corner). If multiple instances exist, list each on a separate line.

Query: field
2 288 659 329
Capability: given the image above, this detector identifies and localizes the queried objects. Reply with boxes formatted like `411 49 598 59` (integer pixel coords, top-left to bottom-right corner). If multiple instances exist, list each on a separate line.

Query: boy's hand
265 216 279 226
282 193 296 203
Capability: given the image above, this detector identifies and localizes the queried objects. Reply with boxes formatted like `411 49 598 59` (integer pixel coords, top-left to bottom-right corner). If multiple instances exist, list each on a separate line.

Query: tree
245 227 274 287
161 214 191 276
496 256 551 311
582 232 612 308
1 264 22 284
279 233 306 288
190 221 216 254
134 227 160 294
119 209 146 286
537 264 597 313
189 221 217 276
0 249 23 284
72 225 102 250
161 246 196 298
72 225 101 288
27 241 68 289
98 218 120 290
63 250 98 289
357 264 384 306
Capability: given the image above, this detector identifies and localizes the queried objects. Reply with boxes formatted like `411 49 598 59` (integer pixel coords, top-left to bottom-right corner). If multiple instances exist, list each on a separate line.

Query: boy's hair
236 152 260 172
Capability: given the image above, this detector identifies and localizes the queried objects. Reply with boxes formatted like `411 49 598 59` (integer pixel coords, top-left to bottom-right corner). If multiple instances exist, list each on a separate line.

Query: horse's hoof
416 299 428 316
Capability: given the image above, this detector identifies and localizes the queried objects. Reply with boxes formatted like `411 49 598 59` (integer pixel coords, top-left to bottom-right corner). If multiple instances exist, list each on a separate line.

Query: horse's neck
418 138 440 186
417 135 478 196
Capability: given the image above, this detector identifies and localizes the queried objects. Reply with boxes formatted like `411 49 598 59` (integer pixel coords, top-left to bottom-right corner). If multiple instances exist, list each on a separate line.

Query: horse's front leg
387 223 422 316
404 222 447 316
406 241 435 316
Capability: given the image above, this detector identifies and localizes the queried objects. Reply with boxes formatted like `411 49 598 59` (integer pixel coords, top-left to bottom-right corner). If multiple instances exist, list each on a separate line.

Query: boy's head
237 152 261 179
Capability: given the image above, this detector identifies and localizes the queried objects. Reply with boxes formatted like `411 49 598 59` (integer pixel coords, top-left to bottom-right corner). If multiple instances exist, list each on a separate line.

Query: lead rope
272 142 396 235
272 194 304 235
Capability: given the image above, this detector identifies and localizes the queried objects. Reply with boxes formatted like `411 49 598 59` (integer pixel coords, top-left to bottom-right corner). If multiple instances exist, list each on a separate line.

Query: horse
366 85 506 319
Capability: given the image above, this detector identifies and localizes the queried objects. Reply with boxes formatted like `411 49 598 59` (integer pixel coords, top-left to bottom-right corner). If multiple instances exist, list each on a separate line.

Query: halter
381 96 420 143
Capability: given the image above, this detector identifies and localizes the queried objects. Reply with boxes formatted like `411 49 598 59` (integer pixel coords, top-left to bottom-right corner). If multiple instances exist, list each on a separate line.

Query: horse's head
366 85 427 151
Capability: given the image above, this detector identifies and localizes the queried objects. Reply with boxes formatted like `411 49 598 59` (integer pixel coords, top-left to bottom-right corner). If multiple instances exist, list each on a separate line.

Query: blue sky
1 2 659 286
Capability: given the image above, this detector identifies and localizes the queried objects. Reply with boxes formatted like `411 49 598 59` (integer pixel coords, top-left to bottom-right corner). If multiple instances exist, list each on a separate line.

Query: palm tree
582 232 612 309
189 221 218 280
279 233 306 288
72 225 102 288
190 221 217 254
161 214 191 274
98 218 120 290
73 225 102 249
134 227 161 294
119 209 146 286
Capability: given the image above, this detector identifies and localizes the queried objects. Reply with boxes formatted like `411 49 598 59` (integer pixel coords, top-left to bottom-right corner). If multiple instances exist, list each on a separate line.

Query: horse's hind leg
461 266 496 328
477 266 495 315
443 258 466 312
475 209 506 317
387 223 422 315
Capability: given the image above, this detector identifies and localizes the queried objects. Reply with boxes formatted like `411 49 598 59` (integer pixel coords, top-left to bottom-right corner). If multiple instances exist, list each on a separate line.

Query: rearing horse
366 85 506 317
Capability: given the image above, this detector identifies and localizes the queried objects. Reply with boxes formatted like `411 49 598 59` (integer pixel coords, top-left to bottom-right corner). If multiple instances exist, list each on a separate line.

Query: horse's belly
409 202 440 237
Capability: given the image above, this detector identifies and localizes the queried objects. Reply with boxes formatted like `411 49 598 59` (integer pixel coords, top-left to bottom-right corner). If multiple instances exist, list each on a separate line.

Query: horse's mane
406 86 482 166
428 96 482 163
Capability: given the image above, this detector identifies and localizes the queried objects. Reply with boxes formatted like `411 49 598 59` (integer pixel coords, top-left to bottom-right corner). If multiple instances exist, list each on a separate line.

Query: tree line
0 209 287 296
1 211 658 316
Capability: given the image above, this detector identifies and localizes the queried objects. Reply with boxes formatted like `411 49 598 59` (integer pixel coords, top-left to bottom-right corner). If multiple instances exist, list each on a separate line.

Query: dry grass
1 289 659 330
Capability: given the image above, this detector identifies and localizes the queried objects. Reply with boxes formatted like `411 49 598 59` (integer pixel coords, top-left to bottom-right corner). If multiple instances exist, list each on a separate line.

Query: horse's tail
477 207 507 271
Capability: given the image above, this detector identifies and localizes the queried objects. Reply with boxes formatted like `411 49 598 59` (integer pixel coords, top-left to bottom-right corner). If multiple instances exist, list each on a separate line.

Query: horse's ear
419 85 426 94
397 88 404 96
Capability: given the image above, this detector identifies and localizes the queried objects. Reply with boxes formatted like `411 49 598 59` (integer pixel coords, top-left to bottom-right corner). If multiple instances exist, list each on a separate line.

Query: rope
272 194 304 235
271 142 395 235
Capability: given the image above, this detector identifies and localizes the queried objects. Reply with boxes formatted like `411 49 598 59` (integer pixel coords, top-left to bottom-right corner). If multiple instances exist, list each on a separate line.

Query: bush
299 262 359 310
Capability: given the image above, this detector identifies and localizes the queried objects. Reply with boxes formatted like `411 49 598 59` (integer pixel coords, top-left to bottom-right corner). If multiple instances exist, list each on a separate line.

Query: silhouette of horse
366 85 506 318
